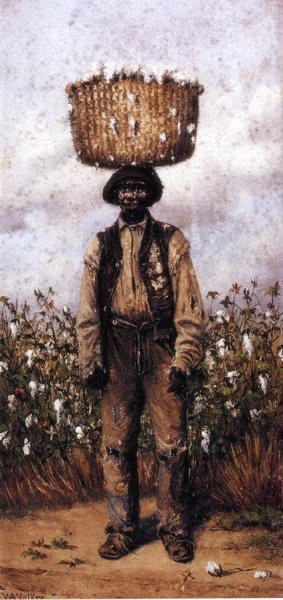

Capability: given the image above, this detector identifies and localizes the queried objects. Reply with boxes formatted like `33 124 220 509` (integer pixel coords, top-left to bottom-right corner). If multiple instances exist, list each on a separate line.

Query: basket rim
65 68 204 96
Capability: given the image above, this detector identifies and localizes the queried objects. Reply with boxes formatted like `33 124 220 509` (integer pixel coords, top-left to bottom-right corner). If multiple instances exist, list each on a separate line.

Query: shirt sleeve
168 230 207 374
76 236 103 379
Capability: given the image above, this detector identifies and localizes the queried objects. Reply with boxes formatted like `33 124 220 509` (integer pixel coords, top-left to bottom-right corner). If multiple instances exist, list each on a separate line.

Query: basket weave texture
65 73 203 168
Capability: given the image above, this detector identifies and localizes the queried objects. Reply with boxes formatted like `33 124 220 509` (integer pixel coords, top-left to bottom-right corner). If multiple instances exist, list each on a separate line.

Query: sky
0 0 282 312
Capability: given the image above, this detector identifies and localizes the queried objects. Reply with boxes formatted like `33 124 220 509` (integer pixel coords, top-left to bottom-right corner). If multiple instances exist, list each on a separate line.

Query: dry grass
0 449 157 511
1 435 281 514
210 434 282 511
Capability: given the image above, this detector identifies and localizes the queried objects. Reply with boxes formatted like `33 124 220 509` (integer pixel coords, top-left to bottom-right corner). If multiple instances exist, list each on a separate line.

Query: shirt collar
118 214 148 231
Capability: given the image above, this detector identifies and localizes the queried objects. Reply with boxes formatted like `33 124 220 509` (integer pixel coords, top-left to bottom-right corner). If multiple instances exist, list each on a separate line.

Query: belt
109 314 174 336
108 314 175 374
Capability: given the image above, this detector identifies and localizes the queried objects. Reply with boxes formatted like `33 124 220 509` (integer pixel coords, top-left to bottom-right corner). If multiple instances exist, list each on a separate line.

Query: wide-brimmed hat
102 166 163 205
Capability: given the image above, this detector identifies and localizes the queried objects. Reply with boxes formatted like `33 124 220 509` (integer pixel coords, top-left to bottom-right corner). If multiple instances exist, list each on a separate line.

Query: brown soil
0 497 282 599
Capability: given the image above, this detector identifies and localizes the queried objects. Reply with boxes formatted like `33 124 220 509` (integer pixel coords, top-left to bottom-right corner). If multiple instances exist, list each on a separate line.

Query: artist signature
0 593 45 599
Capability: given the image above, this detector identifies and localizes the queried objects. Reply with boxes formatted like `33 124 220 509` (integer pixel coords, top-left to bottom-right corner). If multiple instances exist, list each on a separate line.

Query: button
113 319 117 325
115 262 120 267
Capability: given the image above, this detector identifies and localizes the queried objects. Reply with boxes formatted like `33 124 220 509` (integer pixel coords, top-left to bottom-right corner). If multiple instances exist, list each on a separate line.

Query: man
76 166 206 562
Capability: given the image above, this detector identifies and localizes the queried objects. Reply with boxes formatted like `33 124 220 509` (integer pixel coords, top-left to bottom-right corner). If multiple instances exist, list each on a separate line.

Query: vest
97 211 177 325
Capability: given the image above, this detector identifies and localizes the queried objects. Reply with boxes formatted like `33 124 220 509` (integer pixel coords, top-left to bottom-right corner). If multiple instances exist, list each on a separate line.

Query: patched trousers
101 316 189 536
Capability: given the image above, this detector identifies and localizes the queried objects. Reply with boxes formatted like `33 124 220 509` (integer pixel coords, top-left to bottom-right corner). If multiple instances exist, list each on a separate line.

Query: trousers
101 315 189 536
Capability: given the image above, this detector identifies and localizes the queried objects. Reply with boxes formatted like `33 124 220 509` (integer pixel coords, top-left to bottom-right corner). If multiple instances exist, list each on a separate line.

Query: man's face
115 179 151 213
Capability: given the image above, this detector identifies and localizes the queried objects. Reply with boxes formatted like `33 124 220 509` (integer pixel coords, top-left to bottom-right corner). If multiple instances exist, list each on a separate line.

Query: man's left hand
167 367 188 397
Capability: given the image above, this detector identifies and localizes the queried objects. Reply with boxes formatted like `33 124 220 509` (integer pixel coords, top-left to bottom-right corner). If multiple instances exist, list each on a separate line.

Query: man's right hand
85 366 108 391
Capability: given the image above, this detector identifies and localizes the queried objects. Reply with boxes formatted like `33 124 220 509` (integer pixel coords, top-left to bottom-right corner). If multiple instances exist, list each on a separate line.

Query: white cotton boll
108 155 115 161
7 394 16 409
75 426 84 440
63 305 69 316
25 414 34 428
25 349 33 368
194 395 205 415
127 92 136 103
28 380 37 398
54 399 63 413
254 571 272 579
277 348 283 360
216 310 226 322
205 350 215 370
227 370 240 382
159 132 167 143
0 362 8 373
101 62 116 81
2 433 12 449
128 117 136 137
250 408 261 421
187 123 195 134
109 117 117 135
243 333 253 357
225 400 234 410
205 561 223 576
150 66 164 83
201 428 210 454
215 310 230 323
0 431 12 448
173 68 192 83
9 322 18 337
216 338 226 357
169 107 177 117
143 71 152 84
23 438 31 456
258 374 268 394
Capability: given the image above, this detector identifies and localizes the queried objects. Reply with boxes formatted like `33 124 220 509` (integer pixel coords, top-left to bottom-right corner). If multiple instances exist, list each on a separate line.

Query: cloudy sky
0 0 282 312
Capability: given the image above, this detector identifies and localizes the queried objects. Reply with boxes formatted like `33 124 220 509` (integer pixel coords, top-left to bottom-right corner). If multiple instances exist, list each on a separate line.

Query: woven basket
65 72 204 168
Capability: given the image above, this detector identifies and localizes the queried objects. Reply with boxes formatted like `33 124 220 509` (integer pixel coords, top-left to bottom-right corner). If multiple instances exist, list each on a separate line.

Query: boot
98 525 136 560
160 528 194 563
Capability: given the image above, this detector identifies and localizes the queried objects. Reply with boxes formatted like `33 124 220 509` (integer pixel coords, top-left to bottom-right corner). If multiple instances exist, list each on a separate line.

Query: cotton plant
0 281 282 469
0 290 95 467
186 279 282 458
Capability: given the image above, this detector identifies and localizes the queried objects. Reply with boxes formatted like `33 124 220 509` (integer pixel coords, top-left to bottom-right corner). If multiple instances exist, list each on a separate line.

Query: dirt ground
0 497 282 599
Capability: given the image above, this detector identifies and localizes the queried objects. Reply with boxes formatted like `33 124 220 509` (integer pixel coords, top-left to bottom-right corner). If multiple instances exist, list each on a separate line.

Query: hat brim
103 166 163 205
